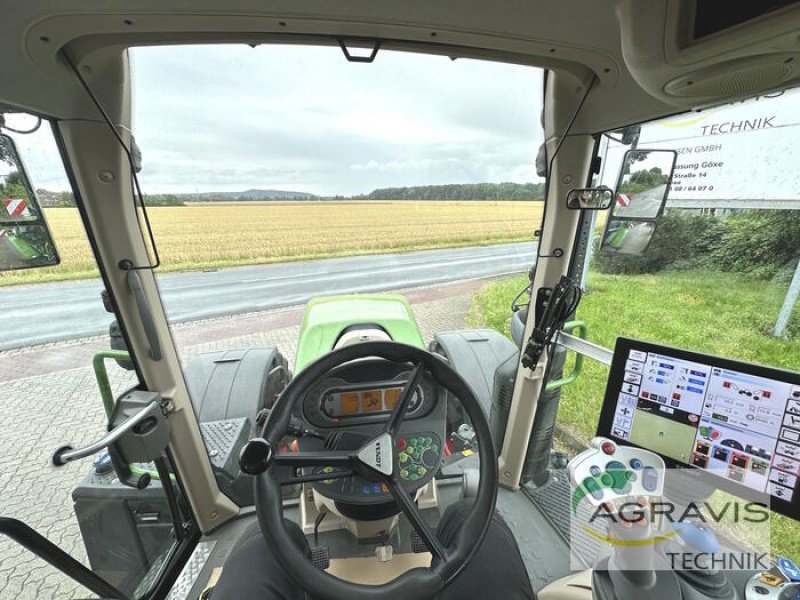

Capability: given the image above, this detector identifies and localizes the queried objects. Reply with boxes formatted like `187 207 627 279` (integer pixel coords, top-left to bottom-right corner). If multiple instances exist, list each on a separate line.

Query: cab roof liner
2 0 800 134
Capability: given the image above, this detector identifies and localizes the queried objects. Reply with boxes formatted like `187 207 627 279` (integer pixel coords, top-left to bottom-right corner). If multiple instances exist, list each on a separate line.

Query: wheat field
0 201 543 286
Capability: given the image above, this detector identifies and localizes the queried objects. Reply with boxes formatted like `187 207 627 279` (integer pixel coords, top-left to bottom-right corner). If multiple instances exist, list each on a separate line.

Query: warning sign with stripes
2 198 31 218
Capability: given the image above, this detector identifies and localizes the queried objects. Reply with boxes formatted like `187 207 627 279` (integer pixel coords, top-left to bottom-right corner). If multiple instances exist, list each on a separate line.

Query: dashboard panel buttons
642 466 659 492
398 432 441 484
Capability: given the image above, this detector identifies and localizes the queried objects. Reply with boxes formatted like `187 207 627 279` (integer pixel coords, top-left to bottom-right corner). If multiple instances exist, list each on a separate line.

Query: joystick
568 438 681 600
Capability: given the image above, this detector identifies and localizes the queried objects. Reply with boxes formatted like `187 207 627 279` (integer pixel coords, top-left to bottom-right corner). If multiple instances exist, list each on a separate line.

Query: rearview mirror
0 134 59 271
601 219 657 255
600 149 677 255
566 187 613 210
611 149 676 219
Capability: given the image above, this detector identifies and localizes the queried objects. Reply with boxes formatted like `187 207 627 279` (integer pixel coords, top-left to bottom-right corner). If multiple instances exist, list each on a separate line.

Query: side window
471 89 800 561
0 114 180 598
581 90 800 558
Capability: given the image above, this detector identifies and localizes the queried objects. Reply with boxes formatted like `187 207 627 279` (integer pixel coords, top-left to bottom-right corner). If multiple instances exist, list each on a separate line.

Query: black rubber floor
523 468 605 569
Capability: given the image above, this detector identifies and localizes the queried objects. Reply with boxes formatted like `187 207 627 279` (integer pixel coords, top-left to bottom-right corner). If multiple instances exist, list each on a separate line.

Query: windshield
130 41 544 500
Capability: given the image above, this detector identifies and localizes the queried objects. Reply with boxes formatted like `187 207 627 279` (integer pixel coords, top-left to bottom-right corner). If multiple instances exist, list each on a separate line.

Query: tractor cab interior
2 2 800 600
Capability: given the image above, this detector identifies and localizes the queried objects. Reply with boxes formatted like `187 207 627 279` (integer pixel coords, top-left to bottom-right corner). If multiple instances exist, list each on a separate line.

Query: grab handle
125 267 162 360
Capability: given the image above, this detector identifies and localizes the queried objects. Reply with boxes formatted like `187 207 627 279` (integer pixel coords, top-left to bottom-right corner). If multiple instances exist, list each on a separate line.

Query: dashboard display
321 385 422 419
302 361 437 429
598 338 800 520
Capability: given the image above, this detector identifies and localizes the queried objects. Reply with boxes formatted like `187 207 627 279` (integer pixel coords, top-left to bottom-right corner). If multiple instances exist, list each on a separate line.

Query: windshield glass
130 42 544 505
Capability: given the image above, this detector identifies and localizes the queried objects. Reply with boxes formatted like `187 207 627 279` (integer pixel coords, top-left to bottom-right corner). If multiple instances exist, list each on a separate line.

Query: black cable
539 283 581 386
521 275 581 370
536 73 598 260
59 50 161 270
511 282 532 313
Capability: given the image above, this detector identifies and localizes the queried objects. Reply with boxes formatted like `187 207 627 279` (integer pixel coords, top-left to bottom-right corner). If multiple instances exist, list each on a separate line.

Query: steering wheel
240 341 498 600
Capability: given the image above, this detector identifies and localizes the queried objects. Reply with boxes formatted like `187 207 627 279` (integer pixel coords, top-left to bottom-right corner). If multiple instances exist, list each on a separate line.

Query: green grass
470 269 800 559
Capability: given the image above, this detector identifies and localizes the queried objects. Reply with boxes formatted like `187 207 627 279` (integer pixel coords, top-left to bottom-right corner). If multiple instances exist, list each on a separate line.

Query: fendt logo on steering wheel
358 433 393 476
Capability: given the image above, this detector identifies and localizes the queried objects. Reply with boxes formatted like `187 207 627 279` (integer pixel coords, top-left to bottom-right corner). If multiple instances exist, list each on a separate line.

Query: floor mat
524 469 605 569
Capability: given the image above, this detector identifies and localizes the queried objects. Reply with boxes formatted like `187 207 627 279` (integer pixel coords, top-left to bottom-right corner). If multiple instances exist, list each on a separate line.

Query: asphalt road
613 183 667 219
0 242 536 350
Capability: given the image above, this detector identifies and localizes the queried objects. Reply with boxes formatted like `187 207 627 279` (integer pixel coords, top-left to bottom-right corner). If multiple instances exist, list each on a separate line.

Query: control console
745 558 800 600
310 431 442 505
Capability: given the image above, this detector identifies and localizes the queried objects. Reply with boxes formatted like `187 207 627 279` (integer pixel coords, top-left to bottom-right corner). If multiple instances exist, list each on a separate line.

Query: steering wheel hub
356 433 394 477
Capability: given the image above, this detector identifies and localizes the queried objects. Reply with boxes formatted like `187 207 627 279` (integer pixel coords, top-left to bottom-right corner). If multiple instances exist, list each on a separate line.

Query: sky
9 44 544 196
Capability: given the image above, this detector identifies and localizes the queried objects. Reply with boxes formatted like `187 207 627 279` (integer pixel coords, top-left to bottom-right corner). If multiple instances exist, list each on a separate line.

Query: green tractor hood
294 294 424 372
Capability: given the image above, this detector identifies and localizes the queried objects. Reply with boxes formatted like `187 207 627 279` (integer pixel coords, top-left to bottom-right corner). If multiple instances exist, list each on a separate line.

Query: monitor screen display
598 338 800 518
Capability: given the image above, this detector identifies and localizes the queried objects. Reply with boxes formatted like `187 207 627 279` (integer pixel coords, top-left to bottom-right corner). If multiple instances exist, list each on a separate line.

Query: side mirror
566 187 614 210
601 219 658 255
600 149 677 255
0 134 59 271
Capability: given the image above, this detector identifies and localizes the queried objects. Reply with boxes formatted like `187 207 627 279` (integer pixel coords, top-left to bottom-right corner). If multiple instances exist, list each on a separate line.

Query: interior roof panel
1 0 800 133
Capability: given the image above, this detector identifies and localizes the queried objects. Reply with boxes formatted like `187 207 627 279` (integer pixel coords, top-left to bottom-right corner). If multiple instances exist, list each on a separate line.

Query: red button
397 438 407 450
601 441 616 455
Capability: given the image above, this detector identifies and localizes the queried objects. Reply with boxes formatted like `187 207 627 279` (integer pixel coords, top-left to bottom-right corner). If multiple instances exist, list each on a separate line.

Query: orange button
759 573 784 587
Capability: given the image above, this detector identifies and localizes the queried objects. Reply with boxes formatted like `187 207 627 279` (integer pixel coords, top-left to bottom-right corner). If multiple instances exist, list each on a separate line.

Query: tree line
44 192 185 207
33 183 546 207
359 182 545 201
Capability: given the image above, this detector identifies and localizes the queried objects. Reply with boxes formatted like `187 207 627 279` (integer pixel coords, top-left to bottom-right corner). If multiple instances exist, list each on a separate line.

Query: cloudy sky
14 44 544 196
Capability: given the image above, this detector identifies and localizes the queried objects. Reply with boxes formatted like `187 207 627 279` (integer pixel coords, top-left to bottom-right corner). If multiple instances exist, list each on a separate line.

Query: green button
424 437 432 445
582 476 604 500
408 473 419 481
406 446 416 456
417 466 427 476
400 469 409 479
409 437 418 446
431 444 438 452
322 466 335 484
399 452 409 463
600 473 614 487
